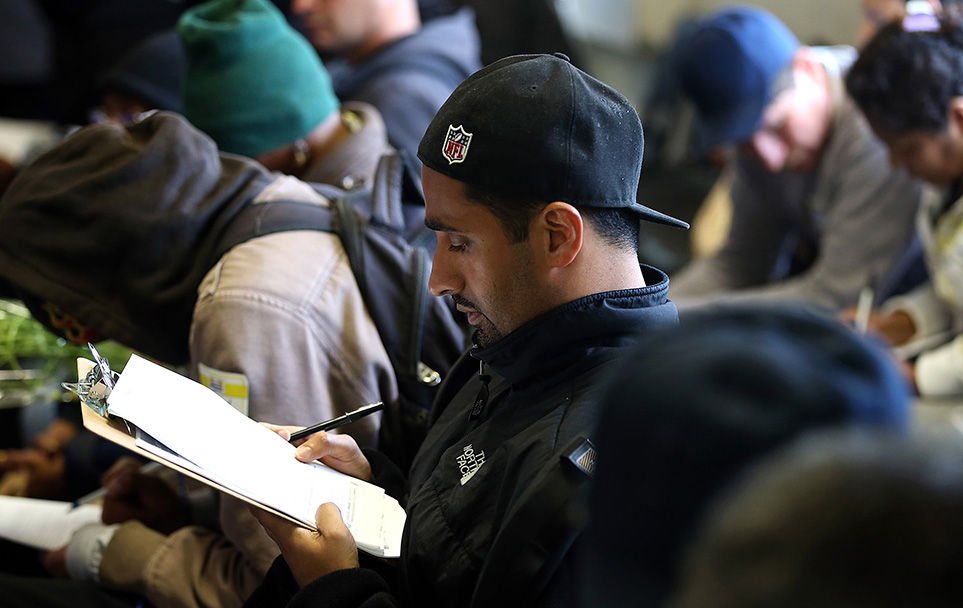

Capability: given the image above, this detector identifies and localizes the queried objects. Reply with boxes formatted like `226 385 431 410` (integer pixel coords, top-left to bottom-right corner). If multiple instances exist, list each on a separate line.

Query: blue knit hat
178 0 339 157
581 304 911 608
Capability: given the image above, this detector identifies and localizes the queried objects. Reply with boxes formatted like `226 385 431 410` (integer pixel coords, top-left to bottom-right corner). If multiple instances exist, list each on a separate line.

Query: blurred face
90 92 150 125
873 123 963 187
292 0 378 56
742 65 832 173
423 167 546 348
859 0 906 46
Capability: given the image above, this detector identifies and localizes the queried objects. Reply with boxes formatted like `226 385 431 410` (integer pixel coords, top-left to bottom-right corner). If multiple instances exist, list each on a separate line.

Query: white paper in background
0 118 62 164
0 496 101 550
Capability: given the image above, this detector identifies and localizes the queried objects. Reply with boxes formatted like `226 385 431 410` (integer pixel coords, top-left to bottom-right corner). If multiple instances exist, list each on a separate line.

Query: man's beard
452 295 503 348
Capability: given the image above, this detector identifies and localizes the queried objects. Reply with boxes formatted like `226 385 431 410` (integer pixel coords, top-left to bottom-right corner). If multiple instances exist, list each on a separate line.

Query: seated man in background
846 13 963 397
0 0 394 507
669 431 963 608
0 110 403 606
845 8 963 397
180 0 391 190
291 0 481 163
671 6 925 311
580 304 911 608
245 52 688 607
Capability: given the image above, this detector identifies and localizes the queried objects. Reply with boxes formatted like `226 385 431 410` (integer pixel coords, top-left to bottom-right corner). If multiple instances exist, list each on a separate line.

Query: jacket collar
470 265 678 386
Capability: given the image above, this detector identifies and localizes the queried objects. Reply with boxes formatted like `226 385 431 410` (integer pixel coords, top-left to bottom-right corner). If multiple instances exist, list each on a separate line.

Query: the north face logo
456 443 486 486
442 124 472 165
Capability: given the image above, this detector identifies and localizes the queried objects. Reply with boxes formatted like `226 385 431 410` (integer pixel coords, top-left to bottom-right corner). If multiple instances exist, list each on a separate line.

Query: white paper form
0 496 101 550
107 354 402 556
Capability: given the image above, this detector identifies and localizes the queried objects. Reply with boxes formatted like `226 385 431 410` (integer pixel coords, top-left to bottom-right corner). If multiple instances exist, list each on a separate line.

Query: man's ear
536 202 583 268
948 97 963 134
790 48 824 87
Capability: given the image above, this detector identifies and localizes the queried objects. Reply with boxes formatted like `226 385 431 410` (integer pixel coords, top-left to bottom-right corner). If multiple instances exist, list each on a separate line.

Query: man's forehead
422 167 475 230
424 215 462 233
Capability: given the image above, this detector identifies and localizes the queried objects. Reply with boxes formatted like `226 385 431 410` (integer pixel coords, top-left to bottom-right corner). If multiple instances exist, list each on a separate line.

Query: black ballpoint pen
288 401 384 442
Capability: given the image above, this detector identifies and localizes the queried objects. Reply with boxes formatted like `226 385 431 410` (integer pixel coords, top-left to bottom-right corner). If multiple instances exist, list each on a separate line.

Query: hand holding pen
262 402 383 482
287 402 383 442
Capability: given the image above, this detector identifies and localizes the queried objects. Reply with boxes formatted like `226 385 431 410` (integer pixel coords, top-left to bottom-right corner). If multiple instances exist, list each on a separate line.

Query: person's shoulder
379 8 481 78
420 7 479 37
341 100 388 135
808 44 858 74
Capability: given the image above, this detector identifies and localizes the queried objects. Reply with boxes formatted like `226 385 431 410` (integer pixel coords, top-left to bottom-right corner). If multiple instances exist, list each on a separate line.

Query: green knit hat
178 0 339 157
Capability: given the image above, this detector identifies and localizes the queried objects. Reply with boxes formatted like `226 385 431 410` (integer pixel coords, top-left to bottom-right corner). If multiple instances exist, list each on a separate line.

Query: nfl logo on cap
442 124 472 165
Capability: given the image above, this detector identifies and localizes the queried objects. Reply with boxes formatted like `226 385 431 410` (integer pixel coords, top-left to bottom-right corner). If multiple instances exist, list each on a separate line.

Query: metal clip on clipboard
62 343 120 417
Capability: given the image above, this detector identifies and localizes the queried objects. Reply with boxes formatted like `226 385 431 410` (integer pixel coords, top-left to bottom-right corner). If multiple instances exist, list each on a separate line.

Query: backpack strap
470 437 597 607
211 196 340 264
368 150 435 247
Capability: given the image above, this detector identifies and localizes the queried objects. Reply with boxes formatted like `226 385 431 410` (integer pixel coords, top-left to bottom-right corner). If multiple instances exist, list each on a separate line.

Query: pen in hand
71 460 165 509
288 401 384 443
855 285 875 335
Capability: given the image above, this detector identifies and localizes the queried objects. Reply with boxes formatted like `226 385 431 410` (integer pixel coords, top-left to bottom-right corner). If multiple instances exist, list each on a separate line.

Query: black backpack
213 152 468 469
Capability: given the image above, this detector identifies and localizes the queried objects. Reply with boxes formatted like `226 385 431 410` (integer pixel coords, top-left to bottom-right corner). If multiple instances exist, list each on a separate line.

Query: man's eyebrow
425 217 461 232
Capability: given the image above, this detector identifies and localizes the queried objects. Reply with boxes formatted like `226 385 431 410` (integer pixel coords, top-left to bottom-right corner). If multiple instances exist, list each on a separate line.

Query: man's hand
100 457 189 534
897 358 919 395
252 503 359 587
294 431 372 482
32 419 78 454
41 546 69 578
840 307 917 346
873 310 917 346
0 448 66 498
0 418 79 499
261 423 372 482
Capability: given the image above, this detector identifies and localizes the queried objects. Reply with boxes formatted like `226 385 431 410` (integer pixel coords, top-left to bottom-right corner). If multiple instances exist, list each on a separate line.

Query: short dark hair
463 184 640 253
846 19 963 133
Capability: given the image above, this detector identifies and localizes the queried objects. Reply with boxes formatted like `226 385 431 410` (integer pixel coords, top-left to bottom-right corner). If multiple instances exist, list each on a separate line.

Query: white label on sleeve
197 363 249 417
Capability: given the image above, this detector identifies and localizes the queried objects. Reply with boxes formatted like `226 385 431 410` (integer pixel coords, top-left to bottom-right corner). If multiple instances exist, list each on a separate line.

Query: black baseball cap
418 53 689 229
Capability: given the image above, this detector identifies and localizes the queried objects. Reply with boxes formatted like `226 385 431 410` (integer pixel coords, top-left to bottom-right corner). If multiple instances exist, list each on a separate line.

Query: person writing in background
845 3 963 396
670 6 925 311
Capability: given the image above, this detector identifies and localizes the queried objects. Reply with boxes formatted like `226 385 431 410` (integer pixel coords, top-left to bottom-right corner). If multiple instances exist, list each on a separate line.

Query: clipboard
73 358 309 530
66 345 405 558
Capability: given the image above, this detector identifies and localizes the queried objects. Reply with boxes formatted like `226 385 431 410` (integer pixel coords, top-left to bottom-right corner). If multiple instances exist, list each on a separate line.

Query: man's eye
448 241 468 252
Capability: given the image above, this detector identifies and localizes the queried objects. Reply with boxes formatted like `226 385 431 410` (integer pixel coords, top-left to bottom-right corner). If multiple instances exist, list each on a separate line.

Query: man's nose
291 0 312 15
428 246 461 297
749 132 788 173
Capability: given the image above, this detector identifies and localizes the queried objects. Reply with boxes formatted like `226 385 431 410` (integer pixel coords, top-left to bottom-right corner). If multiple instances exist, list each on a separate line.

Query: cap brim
629 202 689 229
694 94 766 154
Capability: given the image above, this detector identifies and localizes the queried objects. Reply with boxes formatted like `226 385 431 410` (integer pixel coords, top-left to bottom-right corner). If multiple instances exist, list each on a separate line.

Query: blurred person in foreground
581 304 911 607
669 431 963 608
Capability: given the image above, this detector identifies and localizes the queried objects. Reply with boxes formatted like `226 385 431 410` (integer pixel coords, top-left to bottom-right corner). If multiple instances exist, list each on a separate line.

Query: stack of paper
104 354 405 558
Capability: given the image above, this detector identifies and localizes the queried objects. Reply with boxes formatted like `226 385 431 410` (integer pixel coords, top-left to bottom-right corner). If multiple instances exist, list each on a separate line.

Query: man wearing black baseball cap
247 53 687 607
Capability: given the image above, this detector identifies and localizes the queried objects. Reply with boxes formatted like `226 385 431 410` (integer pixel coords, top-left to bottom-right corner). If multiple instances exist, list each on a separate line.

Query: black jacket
246 266 679 608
